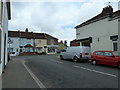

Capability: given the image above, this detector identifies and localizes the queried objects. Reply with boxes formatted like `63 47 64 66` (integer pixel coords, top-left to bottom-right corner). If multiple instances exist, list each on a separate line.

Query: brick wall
70 41 79 46
47 39 58 45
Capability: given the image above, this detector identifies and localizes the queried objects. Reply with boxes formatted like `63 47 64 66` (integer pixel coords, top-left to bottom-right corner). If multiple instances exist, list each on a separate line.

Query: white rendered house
71 6 119 53
0 0 11 75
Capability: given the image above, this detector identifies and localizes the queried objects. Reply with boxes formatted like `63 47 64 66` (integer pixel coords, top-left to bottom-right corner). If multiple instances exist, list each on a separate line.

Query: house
0 0 11 75
35 39 47 53
44 33 58 54
57 41 67 51
71 5 119 52
8 29 58 55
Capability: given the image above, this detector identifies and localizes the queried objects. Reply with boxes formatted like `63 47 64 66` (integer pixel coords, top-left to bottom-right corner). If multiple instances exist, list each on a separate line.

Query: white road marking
50 59 63 64
73 65 117 78
22 61 47 89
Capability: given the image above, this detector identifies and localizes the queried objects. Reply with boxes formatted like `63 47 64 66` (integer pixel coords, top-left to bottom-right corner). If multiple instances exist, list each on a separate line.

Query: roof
70 37 92 43
24 44 33 48
75 5 120 29
8 30 58 40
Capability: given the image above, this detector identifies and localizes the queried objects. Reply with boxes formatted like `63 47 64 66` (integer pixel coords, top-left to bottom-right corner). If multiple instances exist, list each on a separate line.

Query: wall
47 39 58 45
19 38 34 52
76 18 118 52
0 1 9 75
35 39 47 52
8 37 20 56
20 38 34 46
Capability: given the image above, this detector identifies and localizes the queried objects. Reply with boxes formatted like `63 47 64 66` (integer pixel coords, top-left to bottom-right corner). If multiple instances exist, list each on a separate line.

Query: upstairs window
51 39 54 45
38 40 41 44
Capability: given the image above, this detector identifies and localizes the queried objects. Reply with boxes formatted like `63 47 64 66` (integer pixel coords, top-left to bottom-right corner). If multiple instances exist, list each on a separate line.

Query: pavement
2 57 39 88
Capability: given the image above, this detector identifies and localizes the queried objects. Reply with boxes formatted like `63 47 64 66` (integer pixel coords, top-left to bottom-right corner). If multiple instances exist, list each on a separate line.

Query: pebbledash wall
71 6 119 53
0 0 11 76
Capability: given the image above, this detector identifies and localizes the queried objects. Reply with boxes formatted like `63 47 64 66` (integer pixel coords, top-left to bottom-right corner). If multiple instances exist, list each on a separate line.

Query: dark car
91 50 120 68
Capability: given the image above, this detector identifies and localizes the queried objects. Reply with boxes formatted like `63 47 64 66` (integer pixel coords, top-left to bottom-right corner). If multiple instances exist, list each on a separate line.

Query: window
48 47 55 53
36 47 42 52
51 39 54 45
95 52 103 56
38 40 41 44
113 42 118 51
104 52 112 57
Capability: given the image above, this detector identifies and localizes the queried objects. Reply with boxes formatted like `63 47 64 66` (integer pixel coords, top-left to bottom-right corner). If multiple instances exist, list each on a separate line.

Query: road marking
50 59 63 64
22 61 47 89
73 65 117 78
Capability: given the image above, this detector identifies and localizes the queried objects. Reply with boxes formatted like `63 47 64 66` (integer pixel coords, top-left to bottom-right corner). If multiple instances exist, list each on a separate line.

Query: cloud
9 1 118 46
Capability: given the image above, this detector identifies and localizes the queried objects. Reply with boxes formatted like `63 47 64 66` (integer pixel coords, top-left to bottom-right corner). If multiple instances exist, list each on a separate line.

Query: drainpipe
118 2 120 90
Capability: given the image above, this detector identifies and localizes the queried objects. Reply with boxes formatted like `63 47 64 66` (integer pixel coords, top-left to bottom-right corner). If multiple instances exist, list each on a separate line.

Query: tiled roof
75 5 120 29
24 44 33 47
8 30 58 40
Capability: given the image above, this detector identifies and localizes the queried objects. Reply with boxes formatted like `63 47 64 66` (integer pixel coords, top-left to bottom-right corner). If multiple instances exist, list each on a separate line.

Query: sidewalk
2 58 39 88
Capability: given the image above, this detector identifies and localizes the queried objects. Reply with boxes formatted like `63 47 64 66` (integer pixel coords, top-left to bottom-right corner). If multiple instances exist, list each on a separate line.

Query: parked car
91 50 120 68
60 46 91 62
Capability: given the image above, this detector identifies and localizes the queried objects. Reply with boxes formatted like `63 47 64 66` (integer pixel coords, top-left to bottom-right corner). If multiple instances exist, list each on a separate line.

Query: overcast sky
9 0 119 46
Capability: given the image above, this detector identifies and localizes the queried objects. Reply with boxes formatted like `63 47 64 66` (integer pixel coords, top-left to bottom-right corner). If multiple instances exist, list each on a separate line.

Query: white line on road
22 60 47 89
73 65 117 78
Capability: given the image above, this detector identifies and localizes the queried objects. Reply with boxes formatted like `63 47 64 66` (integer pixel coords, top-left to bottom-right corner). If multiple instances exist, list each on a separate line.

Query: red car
91 50 120 68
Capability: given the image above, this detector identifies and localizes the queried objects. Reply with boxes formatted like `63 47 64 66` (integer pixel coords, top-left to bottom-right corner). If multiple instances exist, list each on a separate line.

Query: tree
64 40 67 47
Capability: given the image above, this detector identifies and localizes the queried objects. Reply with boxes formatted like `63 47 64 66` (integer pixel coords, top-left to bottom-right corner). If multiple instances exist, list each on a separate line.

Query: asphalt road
14 55 119 88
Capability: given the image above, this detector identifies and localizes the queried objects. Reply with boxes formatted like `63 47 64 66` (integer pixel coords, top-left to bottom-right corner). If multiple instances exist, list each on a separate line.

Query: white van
60 46 91 62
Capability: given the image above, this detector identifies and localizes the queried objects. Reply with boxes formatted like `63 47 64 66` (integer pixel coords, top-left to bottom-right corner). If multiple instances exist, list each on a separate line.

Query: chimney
102 5 113 15
25 28 28 32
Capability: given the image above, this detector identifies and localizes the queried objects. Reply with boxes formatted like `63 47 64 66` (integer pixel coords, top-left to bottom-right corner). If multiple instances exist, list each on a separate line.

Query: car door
103 52 115 66
95 51 104 64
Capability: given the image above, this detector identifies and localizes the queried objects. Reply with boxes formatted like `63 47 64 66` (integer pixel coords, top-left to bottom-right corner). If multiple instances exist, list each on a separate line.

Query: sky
9 0 119 46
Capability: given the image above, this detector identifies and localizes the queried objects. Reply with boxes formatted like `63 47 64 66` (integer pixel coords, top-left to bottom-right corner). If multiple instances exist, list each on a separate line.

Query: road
13 54 119 88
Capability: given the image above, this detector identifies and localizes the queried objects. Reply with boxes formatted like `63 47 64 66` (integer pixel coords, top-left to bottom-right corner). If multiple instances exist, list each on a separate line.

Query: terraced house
0 0 11 75
71 5 119 52
8 29 58 56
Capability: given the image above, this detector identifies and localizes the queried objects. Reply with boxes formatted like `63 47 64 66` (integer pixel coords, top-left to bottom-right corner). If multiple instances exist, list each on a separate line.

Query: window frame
112 41 118 51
